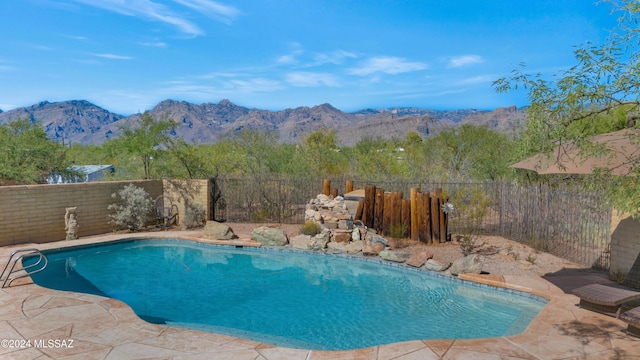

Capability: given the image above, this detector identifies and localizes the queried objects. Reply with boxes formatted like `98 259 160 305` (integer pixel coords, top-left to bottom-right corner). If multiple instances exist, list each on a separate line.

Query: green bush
107 184 154 232
300 219 321 235
389 223 409 239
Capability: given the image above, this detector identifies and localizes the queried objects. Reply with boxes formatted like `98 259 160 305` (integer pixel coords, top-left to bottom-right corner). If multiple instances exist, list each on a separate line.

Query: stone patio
1 232 639 359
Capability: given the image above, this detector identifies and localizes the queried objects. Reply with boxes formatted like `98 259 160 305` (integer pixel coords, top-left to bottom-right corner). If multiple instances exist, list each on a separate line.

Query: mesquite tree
494 0 640 217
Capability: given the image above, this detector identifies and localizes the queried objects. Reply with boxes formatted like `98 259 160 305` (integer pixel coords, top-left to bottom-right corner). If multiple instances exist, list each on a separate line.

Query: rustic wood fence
213 177 612 269
323 180 449 244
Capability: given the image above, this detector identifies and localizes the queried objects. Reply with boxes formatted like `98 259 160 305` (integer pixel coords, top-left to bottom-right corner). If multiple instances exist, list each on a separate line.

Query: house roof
71 165 114 174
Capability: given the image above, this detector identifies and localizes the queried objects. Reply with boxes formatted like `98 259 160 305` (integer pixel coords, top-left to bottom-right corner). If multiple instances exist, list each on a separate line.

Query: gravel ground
224 222 591 277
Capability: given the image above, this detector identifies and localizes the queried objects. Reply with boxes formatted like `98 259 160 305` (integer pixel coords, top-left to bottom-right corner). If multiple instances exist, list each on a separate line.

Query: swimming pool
27 239 547 350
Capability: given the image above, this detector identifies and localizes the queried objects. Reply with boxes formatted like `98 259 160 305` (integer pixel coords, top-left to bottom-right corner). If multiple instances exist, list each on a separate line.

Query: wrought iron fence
215 177 612 269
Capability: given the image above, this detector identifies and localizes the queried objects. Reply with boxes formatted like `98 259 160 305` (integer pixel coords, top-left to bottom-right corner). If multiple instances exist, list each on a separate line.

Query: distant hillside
0 100 124 144
0 99 526 146
459 105 525 135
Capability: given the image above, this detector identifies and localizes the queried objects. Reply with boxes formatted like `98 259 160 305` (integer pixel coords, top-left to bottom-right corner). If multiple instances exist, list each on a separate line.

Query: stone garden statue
65 207 79 240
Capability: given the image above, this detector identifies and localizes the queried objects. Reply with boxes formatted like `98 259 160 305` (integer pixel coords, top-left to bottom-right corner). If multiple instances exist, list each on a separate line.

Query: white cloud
348 56 427 76
172 0 240 24
277 43 304 65
197 71 241 79
277 54 298 65
138 41 168 48
29 44 54 51
286 72 340 87
224 78 283 92
73 0 239 36
90 53 135 60
448 55 483 68
65 35 89 41
312 50 357 65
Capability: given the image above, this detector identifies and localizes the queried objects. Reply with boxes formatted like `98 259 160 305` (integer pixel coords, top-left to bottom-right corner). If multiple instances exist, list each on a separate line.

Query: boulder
368 233 388 247
251 226 288 246
309 232 330 251
333 230 351 243
290 234 311 250
202 221 235 240
327 241 349 254
362 242 385 256
379 250 411 263
423 259 451 272
351 228 360 241
449 254 484 276
346 240 363 254
406 251 434 268
304 209 316 220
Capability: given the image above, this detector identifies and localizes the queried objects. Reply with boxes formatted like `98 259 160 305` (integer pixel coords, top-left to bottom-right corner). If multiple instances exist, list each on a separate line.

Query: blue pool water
27 239 547 350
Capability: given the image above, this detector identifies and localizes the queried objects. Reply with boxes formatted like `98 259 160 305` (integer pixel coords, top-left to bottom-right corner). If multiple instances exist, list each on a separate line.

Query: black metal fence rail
215 177 612 269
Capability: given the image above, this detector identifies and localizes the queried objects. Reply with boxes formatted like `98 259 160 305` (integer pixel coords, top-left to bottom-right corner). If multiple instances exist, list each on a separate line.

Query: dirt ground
223 222 592 278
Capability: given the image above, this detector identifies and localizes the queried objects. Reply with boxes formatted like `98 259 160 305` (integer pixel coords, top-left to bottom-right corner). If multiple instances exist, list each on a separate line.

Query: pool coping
1 231 639 359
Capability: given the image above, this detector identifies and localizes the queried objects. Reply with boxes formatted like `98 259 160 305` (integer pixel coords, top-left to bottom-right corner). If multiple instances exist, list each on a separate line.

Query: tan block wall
0 180 162 246
609 212 640 274
162 179 211 227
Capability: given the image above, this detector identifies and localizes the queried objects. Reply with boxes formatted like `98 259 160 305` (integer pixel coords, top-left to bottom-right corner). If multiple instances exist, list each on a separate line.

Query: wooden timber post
439 191 448 243
323 179 331 196
345 180 353 194
417 192 432 243
330 188 338 198
410 187 419 241
363 185 376 228
401 199 411 238
382 192 392 236
391 192 403 234
355 199 364 221
374 188 385 233
430 191 440 243
431 188 442 243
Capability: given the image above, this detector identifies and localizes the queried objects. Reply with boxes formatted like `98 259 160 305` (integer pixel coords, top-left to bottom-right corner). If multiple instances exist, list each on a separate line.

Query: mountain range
0 99 526 146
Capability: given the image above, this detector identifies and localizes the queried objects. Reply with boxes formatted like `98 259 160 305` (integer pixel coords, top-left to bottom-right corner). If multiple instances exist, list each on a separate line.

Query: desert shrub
448 187 491 256
389 223 409 239
300 219 321 235
527 236 547 252
458 235 476 256
526 254 537 265
183 203 206 229
107 184 154 232
250 207 272 222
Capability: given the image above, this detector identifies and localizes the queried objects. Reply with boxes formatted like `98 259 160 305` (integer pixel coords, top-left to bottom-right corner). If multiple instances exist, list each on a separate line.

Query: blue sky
0 0 619 115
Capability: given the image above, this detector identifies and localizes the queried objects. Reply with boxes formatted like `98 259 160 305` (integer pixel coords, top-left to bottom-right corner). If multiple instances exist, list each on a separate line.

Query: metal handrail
0 248 48 288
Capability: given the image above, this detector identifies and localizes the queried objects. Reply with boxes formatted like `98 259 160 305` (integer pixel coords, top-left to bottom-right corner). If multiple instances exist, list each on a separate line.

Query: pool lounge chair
620 306 640 337
571 283 640 318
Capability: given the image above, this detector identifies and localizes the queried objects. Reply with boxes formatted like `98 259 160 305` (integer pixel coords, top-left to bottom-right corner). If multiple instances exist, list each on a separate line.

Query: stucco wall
609 212 640 275
0 180 163 246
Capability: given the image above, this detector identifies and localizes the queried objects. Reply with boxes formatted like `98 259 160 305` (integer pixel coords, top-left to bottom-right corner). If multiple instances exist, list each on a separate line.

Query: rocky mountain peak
0 99 526 145
218 99 234 106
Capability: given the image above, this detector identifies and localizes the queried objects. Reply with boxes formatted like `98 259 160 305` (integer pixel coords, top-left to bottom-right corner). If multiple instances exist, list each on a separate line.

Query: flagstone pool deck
1 232 639 360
